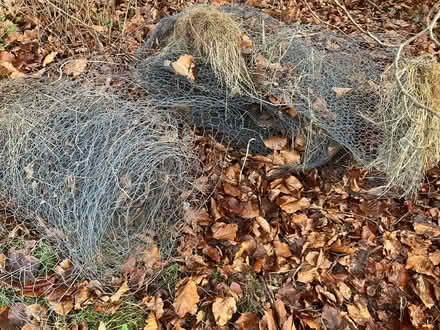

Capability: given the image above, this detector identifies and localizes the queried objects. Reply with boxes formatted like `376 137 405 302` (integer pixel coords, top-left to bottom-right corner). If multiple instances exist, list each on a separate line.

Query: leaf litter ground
1 0 440 329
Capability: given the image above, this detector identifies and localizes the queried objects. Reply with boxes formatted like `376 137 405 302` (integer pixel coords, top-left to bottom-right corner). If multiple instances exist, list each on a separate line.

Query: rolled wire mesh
0 78 201 278
134 4 440 198
134 5 397 171
134 45 303 155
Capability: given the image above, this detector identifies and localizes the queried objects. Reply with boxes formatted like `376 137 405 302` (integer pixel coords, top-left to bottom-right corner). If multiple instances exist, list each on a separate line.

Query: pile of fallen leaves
2 159 440 329
0 0 437 78
1 0 440 329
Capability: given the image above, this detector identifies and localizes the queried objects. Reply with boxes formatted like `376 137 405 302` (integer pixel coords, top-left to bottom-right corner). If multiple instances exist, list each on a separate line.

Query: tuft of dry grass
375 56 440 197
1 0 142 56
172 6 255 95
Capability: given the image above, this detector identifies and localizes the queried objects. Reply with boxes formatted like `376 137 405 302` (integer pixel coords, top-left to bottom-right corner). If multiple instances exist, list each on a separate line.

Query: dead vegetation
1 0 440 329
370 57 440 196
0 77 204 280
172 6 255 95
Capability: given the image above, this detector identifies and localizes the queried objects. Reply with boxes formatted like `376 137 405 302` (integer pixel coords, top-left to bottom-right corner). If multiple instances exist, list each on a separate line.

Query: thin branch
302 0 347 35
333 0 396 47
333 0 440 118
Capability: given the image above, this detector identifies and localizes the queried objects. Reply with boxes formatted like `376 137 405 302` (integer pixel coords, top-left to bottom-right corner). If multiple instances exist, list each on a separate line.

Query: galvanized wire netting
135 4 440 196
0 78 201 279
134 5 394 169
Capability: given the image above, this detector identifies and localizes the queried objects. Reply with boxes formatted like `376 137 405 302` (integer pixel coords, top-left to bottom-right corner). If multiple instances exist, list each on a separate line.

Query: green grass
157 263 180 293
0 21 16 48
0 288 13 306
31 240 58 276
0 286 144 329
71 300 145 330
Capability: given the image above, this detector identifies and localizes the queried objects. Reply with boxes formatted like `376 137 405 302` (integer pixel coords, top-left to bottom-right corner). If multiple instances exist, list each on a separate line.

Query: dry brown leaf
406 255 437 278
274 299 287 326
212 296 237 326
316 285 337 303
285 176 303 191
337 282 352 301
0 51 14 62
240 33 253 52
230 282 243 299
74 286 90 310
414 221 440 237
291 214 309 225
174 320 186 330
408 304 426 327
196 310 206 323
110 281 129 303
286 107 297 118
280 150 301 165
305 251 319 266
302 318 320 329
25 304 47 323
0 61 25 77
332 87 352 97
414 275 435 308
143 295 164 319
264 136 288 150
255 216 271 234
429 250 440 266
280 197 310 214
346 295 372 326
321 304 347 329
50 297 73 316
282 315 296 330
295 136 305 151
264 309 277 330
383 232 402 259
120 255 137 277
212 222 238 241
274 241 292 258
64 59 87 77
170 55 196 81
210 198 223 220
144 241 161 271
59 259 72 270
235 239 256 259
235 312 258 330
42 51 57 67
204 245 221 262
255 55 282 72
144 312 159 330
174 279 199 318
224 196 241 214
224 164 240 184
297 266 318 283
0 254 6 272
223 182 241 197
241 200 260 219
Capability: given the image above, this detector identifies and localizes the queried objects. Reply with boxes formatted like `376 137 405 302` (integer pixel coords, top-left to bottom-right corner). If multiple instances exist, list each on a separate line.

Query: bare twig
302 0 348 35
333 0 440 118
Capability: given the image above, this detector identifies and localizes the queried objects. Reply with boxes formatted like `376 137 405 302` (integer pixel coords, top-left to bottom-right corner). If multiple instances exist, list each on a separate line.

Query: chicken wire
134 4 397 172
0 78 201 279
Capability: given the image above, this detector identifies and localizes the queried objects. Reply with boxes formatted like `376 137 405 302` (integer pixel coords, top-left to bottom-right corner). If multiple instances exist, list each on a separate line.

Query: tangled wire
0 3 439 282
134 4 440 197
0 78 201 279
